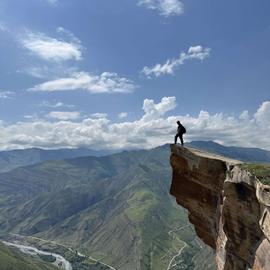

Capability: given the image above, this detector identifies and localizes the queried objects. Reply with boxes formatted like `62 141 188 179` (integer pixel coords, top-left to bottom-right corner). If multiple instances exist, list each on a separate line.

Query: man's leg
174 134 178 144
180 134 184 146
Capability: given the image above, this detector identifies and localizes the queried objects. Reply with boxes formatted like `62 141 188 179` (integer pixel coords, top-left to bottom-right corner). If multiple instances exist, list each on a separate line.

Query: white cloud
0 91 15 99
46 0 58 6
21 31 82 61
254 101 270 124
91 113 108 119
138 0 184 17
56 27 81 44
142 45 211 78
142 96 176 120
239 110 249 120
47 111 81 120
24 114 39 120
23 66 52 79
118 112 128 119
1 98 270 151
22 65 78 79
29 71 136 94
39 101 74 108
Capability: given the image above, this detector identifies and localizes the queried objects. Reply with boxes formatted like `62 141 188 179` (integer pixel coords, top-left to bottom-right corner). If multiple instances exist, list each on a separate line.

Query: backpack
178 124 186 134
181 125 186 134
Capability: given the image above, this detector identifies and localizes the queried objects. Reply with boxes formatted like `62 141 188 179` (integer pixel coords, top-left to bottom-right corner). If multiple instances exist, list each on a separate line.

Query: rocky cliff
170 144 270 270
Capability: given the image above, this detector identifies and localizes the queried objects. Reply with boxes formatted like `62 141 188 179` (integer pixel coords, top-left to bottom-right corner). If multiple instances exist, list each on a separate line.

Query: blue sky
0 0 270 150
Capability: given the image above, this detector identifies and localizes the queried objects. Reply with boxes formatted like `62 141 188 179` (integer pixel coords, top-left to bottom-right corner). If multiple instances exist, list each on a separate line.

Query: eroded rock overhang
170 144 270 270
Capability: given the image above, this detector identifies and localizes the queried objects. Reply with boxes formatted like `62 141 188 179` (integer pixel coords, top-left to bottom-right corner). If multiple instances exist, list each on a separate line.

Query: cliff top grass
240 163 270 185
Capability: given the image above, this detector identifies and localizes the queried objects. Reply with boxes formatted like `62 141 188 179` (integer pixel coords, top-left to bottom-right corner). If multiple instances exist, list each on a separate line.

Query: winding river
3 241 72 270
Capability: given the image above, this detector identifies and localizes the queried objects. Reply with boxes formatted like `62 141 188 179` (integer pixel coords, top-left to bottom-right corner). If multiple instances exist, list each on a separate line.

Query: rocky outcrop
170 144 270 270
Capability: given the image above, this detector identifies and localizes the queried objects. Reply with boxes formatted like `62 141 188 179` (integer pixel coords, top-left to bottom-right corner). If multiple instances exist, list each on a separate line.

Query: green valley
0 241 59 270
0 144 215 270
1 141 269 269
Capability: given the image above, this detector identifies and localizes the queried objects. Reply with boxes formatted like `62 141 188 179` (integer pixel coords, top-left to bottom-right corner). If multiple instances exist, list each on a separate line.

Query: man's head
177 120 180 125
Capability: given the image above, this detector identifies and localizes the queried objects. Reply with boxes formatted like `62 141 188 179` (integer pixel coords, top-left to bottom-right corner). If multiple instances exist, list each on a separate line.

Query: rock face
170 144 270 270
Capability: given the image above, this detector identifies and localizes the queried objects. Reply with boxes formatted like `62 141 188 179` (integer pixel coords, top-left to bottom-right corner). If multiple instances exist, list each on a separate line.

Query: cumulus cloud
29 71 136 94
0 97 270 151
138 0 184 17
142 96 176 120
142 45 211 78
239 110 249 120
47 111 81 120
21 31 82 61
254 101 270 124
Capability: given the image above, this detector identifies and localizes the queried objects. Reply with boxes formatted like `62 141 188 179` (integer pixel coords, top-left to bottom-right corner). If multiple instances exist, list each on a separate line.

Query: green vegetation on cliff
240 163 270 185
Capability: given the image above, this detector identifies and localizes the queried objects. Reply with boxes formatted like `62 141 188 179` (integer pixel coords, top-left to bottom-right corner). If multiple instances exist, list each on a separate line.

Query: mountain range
0 141 269 270
0 147 117 173
187 141 270 162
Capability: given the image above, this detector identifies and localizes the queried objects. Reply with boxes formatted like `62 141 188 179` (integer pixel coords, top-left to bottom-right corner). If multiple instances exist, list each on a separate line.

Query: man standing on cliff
175 121 186 146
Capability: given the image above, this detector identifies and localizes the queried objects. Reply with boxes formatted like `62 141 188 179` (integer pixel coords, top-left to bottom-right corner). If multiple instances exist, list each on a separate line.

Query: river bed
3 241 72 270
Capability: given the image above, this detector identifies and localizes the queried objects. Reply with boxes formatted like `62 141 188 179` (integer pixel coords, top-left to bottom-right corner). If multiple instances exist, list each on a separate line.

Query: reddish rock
170 144 270 270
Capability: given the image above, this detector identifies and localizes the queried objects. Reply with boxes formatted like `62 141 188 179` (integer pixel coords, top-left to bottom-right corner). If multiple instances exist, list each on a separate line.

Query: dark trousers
175 133 184 145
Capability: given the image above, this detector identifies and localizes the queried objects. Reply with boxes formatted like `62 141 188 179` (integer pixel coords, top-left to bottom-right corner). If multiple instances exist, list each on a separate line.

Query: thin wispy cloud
138 0 184 17
46 0 58 6
91 113 108 119
142 45 211 78
21 31 82 62
0 22 7 32
24 114 39 120
39 101 74 108
47 111 81 120
0 91 15 99
118 112 128 119
29 71 137 94
22 65 79 80
56 27 81 45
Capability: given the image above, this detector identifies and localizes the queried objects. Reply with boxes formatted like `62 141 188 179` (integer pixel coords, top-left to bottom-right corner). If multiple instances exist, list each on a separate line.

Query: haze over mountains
0 148 117 173
1 140 270 173
0 141 270 270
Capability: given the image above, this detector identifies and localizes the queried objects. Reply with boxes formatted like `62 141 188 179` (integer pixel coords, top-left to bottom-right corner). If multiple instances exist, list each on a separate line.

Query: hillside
0 147 116 173
0 241 58 270
0 144 215 270
240 163 270 185
1 141 269 269
1 140 269 174
188 141 270 162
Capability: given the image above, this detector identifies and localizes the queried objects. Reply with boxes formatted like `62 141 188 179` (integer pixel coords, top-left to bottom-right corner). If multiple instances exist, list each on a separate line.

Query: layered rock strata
170 144 270 270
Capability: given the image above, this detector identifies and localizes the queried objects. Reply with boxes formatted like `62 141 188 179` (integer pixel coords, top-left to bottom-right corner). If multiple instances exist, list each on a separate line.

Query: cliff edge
170 144 270 270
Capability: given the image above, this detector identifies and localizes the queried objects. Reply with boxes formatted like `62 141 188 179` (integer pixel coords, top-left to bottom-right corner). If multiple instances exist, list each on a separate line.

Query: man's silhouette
175 121 186 146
